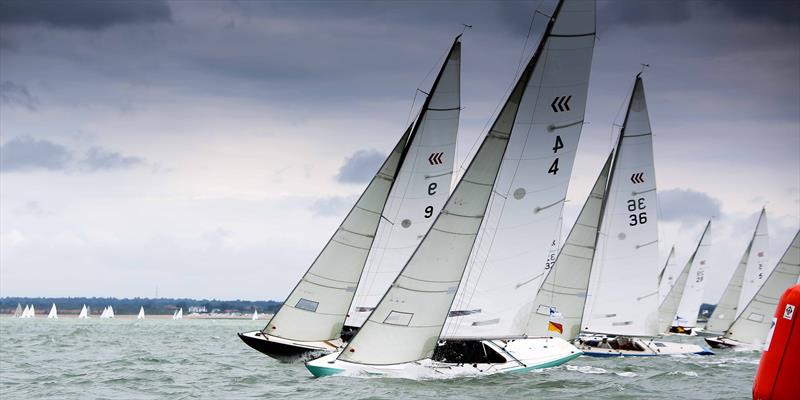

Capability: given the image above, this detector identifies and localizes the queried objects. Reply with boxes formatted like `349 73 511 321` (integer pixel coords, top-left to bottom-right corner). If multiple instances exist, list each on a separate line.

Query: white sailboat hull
574 335 713 357
305 337 581 378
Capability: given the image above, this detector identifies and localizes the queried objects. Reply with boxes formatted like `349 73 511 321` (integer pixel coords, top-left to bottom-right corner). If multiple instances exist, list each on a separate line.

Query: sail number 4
627 198 647 226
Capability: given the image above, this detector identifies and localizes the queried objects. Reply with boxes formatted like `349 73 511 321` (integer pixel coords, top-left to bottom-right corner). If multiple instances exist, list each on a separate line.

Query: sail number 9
627 198 647 226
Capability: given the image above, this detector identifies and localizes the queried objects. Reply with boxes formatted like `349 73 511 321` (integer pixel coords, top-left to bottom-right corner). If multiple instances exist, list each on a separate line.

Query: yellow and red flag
548 321 563 334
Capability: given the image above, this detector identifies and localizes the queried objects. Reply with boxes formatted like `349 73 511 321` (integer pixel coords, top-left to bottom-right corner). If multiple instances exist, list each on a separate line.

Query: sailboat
137 306 145 320
13 303 22 318
20 305 30 318
252 309 259 320
668 222 712 335
78 304 89 319
47 304 58 319
569 75 711 356
705 209 769 335
239 34 462 362
705 231 800 348
27 305 35 318
306 0 595 377
173 308 183 320
100 306 109 319
107 306 115 319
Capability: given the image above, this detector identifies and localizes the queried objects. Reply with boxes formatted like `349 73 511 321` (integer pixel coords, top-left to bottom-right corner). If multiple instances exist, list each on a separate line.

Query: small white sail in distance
724 230 800 346
78 304 89 319
658 249 693 333
338 0 596 364
672 221 712 329
107 306 115 319
706 210 767 334
13 304 22 318
47 304 58 319
738 208 769 314
20 305 30 318
172 309 178 319
28 305 35 318
100 306 109 319
137 307 145 320
582 74 661 337
176 308 183 320
252 309 259 320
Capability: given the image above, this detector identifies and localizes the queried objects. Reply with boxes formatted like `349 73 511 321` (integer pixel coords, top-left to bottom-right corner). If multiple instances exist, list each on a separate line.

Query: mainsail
20 305 29 318
738 208 770 313
672 221 712 329
706 210 767 333
14 304 22 318
527 153 612 339
137 307 145 320
337 0 595 365
47 304 58 319
252 309 259 321
348 37 462 327
582 75 660 337
264 37 462 342
724 231 800 346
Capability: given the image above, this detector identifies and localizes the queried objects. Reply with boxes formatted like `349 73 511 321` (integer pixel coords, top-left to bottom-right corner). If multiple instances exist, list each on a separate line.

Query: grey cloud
600 1 692 28
0 81 37 111
335 149 384 184
0 135 72 171
14 200 45 216
79 146 143 171
0 0 171 30
659 189 722 222
600 0 799 29
309 196 356 217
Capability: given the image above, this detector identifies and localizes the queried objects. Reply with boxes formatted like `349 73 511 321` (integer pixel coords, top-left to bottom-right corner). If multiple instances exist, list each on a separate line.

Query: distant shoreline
2 313 273 320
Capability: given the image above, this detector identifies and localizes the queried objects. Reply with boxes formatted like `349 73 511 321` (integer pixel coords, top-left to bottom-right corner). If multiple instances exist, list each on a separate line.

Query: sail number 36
627 198 647 226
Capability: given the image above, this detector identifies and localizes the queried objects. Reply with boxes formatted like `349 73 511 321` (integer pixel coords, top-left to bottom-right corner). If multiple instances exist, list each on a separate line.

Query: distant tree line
1 297 282 315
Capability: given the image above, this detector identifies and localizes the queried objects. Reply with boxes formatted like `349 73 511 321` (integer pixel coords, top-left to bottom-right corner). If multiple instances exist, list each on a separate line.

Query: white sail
266 38 462 343
348 37 462 327
738 208 769 313
100 306 108 319
137 307 145 320
527 153 612 340
176 308 183 320
445 0 596 339
28 305 35 318
657 246 676 303
108 306 115 319
252 309 259 320
14 304 22 318
47 304 58 319
672 221 712 329
78 304 88 319
582 75 660 337
172 309 178 319
725 231 800 345
337 0 595 365
21 305 30 318
705 212 767 333
657 250 692 333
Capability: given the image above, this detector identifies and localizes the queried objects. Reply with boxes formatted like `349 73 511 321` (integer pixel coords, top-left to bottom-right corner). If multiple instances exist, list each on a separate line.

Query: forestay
657 251 692 333
705 212 767 333
725 231 800 345
347 38 462 327
445 0 596 339
582 76 660 337
672 221 712 328
265 127 411 342
738 208 769 313
527 153 612 340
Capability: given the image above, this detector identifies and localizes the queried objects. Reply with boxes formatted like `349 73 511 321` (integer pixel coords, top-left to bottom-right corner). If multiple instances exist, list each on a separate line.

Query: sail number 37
627 198 647 226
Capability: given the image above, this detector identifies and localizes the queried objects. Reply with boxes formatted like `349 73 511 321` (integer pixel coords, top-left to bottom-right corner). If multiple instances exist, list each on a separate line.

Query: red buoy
753 284 800 400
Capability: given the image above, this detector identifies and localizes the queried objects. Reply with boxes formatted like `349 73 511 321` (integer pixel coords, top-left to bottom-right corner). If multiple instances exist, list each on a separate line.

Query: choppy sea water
1 317 759 399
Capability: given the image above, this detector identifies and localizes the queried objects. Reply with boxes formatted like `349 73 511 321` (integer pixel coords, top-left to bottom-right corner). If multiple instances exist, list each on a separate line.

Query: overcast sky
1 0 798 303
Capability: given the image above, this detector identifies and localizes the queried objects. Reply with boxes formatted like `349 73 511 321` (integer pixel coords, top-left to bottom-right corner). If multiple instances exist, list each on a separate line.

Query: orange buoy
753 284 800 400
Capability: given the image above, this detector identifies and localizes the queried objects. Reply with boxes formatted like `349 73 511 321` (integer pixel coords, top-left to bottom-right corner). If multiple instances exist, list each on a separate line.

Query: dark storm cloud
600 0 799 29
335 150 385 184
79 146 143 171
659 189 722 222
0 0 171 30
0 135 71 172
0 81 37 111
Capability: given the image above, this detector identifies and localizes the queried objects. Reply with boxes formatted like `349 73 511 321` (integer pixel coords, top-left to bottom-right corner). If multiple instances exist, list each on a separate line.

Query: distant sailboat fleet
230 0 800 379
